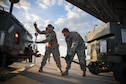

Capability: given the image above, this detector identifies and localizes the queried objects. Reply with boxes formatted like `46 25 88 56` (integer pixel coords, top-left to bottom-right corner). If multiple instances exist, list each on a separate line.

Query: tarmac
0 56 118 84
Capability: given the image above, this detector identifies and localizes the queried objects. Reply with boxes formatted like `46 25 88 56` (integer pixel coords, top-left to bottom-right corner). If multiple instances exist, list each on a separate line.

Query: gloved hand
65 54 71 60
27 40 34 43
34 22 37 28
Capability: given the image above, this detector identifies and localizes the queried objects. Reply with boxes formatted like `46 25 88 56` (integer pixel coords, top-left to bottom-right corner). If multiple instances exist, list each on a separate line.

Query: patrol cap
47 24 54 29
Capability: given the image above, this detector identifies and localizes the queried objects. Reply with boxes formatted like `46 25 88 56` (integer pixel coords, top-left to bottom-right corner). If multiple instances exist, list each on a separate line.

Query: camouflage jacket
65 32 85 55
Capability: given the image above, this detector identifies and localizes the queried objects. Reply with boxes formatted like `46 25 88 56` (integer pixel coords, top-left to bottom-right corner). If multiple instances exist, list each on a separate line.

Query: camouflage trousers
65 48 86 72
40 46 62 69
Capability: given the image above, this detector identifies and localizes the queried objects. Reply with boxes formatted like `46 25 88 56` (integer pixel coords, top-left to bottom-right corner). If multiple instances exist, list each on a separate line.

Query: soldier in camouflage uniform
34 22 62 73
61 28 86 76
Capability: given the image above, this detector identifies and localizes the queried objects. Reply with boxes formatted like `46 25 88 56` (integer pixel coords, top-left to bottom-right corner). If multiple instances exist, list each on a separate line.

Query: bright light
15 33 19 38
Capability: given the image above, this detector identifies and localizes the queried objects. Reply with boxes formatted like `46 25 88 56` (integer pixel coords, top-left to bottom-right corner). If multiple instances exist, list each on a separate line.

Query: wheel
113 63 126 84
88 62 101 75
0 54 14 67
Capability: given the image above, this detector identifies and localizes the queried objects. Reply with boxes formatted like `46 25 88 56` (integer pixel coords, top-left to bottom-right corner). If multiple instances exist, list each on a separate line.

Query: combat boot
82 71 86 77
62 70 68 76
38 67 43 72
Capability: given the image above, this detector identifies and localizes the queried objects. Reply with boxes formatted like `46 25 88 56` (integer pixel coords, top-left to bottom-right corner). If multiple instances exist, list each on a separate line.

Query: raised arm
34 22 47 34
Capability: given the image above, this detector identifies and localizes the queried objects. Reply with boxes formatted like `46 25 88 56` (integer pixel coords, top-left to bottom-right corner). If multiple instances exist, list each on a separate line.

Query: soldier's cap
47 24 54 29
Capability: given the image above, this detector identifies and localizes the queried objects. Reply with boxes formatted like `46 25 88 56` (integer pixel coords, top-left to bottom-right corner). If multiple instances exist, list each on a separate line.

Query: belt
46 43 59 48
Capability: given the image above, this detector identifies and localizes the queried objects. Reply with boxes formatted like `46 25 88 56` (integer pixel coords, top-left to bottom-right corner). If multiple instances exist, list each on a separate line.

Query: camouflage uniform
63 32 86 76
34 24 62 73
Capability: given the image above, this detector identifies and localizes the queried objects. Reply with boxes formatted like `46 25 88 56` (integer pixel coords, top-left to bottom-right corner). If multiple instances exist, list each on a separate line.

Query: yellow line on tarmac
11 64 35 74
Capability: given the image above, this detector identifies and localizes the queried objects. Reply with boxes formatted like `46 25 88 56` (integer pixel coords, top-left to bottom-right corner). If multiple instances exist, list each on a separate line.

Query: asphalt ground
0 56 118 84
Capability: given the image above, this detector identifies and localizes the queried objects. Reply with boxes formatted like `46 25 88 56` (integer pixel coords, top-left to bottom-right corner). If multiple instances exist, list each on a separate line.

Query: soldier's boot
38 67 43 72
82 71 86 77
58 68 62 73
62 70 68 76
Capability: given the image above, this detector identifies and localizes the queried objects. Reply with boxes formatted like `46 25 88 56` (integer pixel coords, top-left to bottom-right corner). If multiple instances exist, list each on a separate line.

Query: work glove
34 22 37 28
26 40 34 43
65 54 71 60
